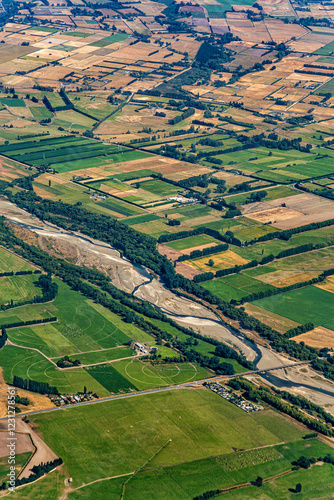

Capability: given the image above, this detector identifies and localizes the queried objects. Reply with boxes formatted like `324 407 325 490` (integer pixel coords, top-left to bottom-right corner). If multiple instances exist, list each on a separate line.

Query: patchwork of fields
27 389 334 499
1 10 334 499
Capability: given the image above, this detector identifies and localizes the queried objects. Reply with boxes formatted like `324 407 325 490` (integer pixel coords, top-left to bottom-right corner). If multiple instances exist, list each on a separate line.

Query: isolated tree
295 484 302 493
255 476 263 487
208 259 214 267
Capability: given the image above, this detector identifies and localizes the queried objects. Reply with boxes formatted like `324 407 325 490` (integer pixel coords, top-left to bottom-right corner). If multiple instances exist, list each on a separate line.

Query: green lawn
253 286 334 330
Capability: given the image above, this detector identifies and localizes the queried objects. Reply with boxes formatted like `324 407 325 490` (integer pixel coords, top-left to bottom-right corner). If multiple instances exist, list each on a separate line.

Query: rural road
1 199 334 412
0 360 314 421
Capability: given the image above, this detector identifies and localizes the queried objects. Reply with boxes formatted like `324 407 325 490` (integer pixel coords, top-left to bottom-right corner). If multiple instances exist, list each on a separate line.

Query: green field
30 106 54 119
29 389 308 489
0 248 35 273
138 179 180 196
52 346 133 365
0 136 151 174
85 363 137 393
226 186 297 207
0 344 110 395
201 273 275 302
28 26 58 33
204 4 231 17
3 280 149 356
0 452 32 484
314 41 334 55
0 279 165 394
33 176 144 218
0 274 42 306
167 234 219 251
67 440 334 500
89 33 129 47
253 286 334 330
113 358 212 389
123 214 160 226
0 97 26 107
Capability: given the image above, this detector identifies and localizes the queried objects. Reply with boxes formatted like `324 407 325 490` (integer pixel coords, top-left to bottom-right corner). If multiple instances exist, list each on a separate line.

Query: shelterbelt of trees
7 191 334 383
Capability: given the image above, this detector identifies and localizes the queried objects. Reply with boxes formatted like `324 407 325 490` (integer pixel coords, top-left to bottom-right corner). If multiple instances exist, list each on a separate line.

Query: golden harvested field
61 156 197 182
241 303 300 333
96 104 181 136
259 271 318 288
227 20 271 43
260 0 294 17
0 158 30 181
0 368 53 418
315 276 334 294
293 326 334 349
245 206 304 224
186 249 249 273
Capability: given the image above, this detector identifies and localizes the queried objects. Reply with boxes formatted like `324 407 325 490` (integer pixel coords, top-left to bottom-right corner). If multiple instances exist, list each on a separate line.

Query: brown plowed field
175 262 202 279
243 193 334 229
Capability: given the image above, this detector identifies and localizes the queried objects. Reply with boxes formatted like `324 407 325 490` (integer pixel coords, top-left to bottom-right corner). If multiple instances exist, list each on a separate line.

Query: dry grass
0 367 54 419
262 271 318 288
245 206 303 224
186 249 249 272
315 276 334 294
293 326 334 349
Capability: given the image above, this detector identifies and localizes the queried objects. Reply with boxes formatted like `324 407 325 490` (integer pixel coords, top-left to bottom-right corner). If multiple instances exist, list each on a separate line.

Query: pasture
29 389 307 487
33 174 144 218
253 286 334 330
0 247 35 273
67 451 334 499
166 234 219 251
138 179 180 196
0 274 41 306
201 273 275 302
